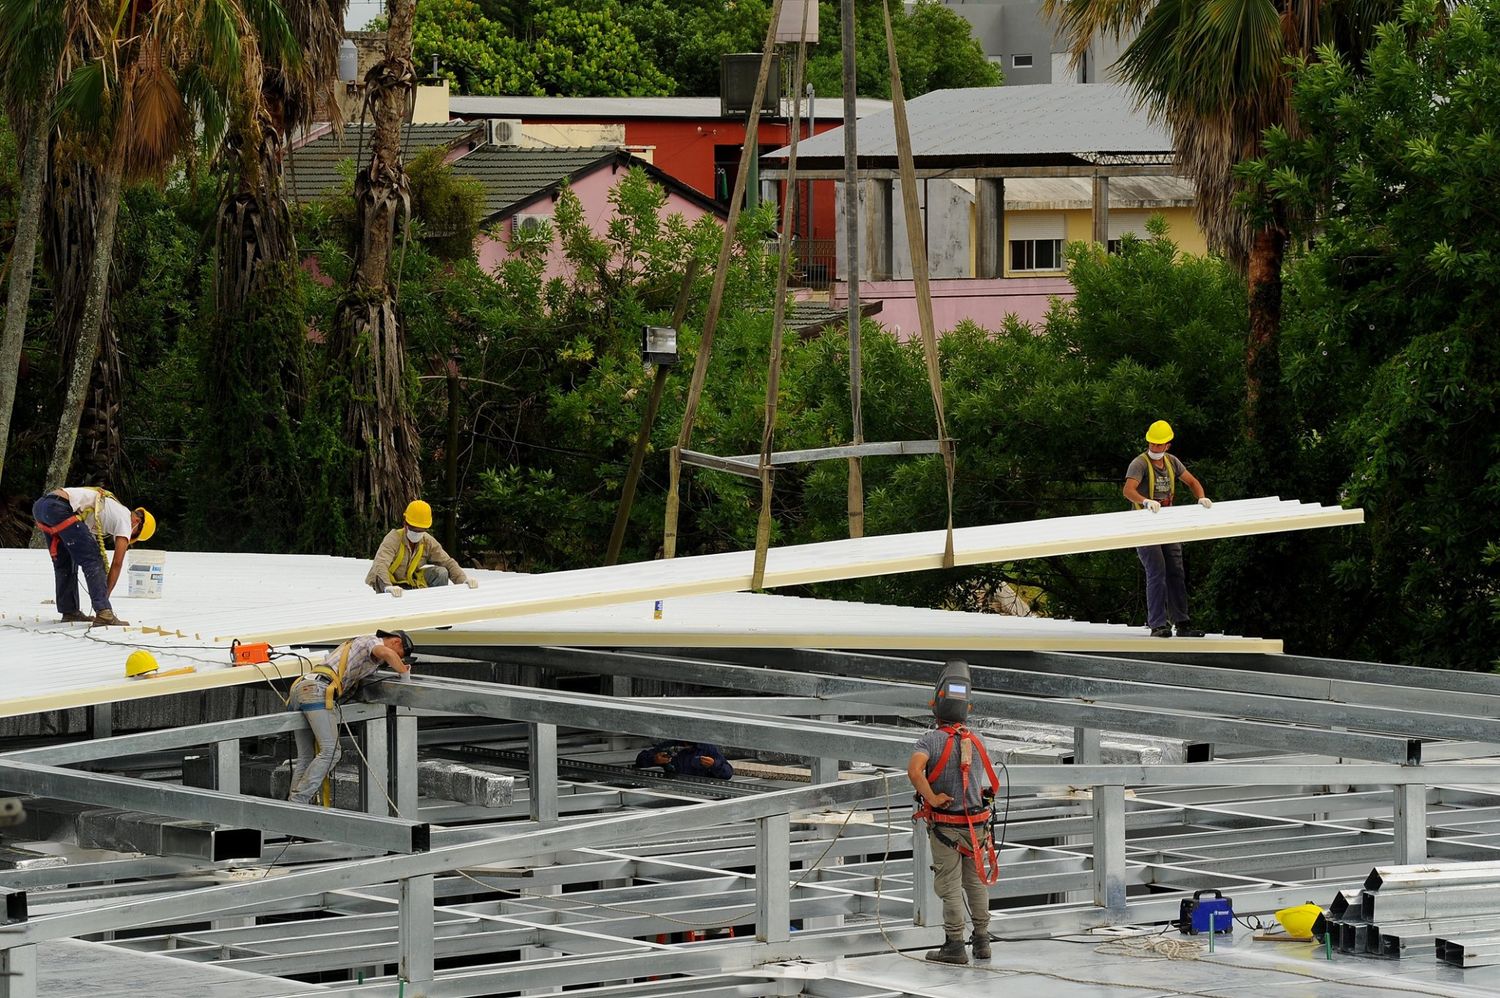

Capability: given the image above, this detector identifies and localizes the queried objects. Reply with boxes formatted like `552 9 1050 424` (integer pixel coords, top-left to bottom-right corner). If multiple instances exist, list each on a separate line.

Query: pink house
448 146 728 282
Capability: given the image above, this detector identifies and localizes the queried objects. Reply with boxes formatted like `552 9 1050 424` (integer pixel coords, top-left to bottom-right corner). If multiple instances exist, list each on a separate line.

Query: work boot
1174 620 1206 638
1149 624 1173 638
91 609 129 627
60 611 92 623
925 935 970 965
971 931 992 960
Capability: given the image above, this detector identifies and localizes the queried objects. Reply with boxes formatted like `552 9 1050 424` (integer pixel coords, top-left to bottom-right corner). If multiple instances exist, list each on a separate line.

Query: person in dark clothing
634 742 734 779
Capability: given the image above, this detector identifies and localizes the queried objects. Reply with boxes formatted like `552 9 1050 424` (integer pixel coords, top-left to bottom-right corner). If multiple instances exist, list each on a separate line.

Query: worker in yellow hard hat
31 486 157 626
1122 421 1213 638
364 499 480 596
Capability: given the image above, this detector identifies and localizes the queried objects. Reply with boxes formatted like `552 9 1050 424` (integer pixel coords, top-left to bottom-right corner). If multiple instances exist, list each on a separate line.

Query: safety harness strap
917 723 1002 885
388 540 428 588
1139 452 1177 509
310 640 354 711
34 514 83 559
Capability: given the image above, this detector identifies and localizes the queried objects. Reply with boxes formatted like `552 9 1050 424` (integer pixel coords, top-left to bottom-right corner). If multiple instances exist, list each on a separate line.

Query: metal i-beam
1122 651 1500 697
474 647 1420 765
0 760 428 855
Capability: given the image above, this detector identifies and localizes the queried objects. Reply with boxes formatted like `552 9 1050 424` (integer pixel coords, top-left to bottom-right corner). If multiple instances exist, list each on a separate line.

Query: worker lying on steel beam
364 499 479 597
1122 419 1212 639
287 629 414 806
633 742 734 779
32 486 156 626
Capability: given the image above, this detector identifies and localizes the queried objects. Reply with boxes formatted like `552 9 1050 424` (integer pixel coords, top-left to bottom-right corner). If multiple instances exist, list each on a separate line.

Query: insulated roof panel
8 497 1356 649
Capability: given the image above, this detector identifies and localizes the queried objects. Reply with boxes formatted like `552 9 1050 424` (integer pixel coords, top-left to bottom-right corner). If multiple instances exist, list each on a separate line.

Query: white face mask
1147 448 1168 461
405 529 423 543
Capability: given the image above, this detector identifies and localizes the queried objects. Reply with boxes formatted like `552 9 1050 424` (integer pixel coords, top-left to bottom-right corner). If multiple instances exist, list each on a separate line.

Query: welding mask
929 659 973 724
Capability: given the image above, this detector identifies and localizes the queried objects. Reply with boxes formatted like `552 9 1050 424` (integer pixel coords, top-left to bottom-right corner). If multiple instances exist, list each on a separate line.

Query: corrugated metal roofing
773 84 1174 163
1 497 1356 652
445 145 620 220
450 95 892 121
287 122 483 202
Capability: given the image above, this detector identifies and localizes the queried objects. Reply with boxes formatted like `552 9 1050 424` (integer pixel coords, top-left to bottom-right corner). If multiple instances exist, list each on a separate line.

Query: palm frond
243 0 301 71
54 58 113 138
123 48 191 178
1041 0 1156 60
0 0 66 106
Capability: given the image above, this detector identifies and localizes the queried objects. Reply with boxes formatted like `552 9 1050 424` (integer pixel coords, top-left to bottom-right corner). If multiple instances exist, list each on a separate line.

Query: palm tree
328 0 421 525
0 0 63 485
1043 0 1394 442
33 0 288 501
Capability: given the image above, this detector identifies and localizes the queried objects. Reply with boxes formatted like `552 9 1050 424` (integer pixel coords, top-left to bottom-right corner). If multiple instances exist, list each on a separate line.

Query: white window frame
1012 53 1033 68
1007 214 1066 273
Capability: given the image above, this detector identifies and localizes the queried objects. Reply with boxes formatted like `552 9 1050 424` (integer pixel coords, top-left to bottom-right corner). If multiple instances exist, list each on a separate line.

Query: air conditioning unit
720 53 781 117
487 118 523 146
514 213 552 234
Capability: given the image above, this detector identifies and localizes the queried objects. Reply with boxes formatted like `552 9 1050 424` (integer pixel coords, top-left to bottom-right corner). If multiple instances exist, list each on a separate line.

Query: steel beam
0 760 428 855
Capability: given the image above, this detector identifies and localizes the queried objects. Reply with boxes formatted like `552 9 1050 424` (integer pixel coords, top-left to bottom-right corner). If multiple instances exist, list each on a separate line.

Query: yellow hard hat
1145 420 1175 445
133 507 156 544
404 500 433 530
1274 902 1322 939
126 650 159 678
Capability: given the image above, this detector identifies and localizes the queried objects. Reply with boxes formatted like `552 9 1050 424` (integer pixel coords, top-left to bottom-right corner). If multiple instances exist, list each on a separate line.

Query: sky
346 1 382 30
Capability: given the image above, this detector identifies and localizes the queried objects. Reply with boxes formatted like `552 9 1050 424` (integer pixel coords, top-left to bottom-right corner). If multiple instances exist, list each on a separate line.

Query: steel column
529 723 559 825
363 713 390 817
399 874 435 995
756 813 791 943
811 715 840 784
911 819 938 927
391 707 419 820
1092 784 1126 912
0 945 35 998
1073 728 1101 766
214 739 239 795
1395 783 1428 865
89 703 112 740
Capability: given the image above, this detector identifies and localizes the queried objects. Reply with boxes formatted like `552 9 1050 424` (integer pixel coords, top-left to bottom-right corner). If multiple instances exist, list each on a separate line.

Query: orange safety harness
914 722 1002 885
35 488 114 565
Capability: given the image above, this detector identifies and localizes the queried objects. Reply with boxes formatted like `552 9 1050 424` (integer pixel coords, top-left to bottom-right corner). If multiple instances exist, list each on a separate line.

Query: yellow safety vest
1135 453 1176 509
387 539 428 588
310 640 355 711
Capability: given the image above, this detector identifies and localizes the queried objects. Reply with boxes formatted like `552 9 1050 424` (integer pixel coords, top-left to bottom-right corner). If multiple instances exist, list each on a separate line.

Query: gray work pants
1137 542 1188 629
929 826 991 939
288 678 341 805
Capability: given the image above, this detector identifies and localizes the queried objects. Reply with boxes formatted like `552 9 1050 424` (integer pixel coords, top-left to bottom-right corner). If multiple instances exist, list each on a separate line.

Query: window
1106 211 1152 254
1007 214 1066 272
1012 54 1033 68
1010 238 1063 271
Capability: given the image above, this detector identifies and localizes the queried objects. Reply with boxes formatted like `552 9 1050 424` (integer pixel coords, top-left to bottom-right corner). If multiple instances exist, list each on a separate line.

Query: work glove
384 585 403 598
1142 499 1162 513
1199 496 1213 509
466 578 479 590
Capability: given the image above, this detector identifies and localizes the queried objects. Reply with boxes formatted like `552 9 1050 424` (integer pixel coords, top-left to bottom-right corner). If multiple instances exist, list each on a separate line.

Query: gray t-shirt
913 727 987 811
321 635 387 694
1125 453 1188 505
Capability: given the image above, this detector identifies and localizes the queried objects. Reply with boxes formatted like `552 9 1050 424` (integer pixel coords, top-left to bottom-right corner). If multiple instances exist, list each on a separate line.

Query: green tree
1044 0 1395 452
1237 0 1500 667
806 0 1002 99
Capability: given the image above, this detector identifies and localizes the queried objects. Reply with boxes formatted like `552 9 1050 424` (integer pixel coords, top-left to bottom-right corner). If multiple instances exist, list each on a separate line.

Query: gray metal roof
770 84 1174 166
445 145 624 221
1002 175 1195 209
287 122 483 202
450 95 892 121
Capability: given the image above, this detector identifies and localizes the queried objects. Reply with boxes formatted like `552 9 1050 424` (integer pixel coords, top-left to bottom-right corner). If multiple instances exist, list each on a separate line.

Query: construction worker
31 486 156 626
634 742 734 779
364 499 479 596
288 629 414 806
908 661 1000 965
1123 420 1212 638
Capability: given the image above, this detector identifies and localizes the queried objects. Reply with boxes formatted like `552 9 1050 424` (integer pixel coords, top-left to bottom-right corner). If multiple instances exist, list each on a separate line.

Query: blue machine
1175 890 1234 935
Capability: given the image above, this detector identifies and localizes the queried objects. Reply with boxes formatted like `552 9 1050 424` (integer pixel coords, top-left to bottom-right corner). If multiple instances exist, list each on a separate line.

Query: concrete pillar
866 179 894 281
529 722 559 825
756 813 791 943
1394 783 1428 864
0 945 36 998
362 715 390 816
399 875 435 995
391 707 419 820
1091 174 1111 246
1092 784 1126 912
214 739 240 795
975 178 1005 279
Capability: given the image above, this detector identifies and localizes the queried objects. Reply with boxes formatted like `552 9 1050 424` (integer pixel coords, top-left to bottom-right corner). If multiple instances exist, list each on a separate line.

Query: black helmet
929 659 973 724
376 628 415 663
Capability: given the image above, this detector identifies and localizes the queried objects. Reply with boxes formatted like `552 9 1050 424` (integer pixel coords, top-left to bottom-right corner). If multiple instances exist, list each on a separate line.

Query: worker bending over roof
32 486 156 626
634 742 734 780
1122 420 1211 638
365 499 479 596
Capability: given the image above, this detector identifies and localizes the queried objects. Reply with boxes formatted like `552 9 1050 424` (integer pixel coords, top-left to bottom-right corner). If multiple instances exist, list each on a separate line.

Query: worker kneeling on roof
365 499 479 596
908 660 1001 966
288 630 414 805
32 486 156 627
1122 420 1212 639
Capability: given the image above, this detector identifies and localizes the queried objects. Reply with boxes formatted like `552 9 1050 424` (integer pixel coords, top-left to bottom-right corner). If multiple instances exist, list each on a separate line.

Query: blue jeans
32 494 111 616
1137 542 1188 629
287 677 341 805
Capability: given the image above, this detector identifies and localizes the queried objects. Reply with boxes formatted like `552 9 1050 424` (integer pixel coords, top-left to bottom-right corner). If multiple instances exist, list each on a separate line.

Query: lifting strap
663 0 788 561
882 0 957 568
751 0 813 591
914 723 1002 885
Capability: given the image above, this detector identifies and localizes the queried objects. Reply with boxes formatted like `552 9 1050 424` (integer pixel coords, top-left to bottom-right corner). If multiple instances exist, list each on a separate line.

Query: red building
450 95 891 282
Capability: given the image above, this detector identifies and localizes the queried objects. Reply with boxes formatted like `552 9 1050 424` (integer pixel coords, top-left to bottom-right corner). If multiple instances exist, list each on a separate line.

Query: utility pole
842 0 865 538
